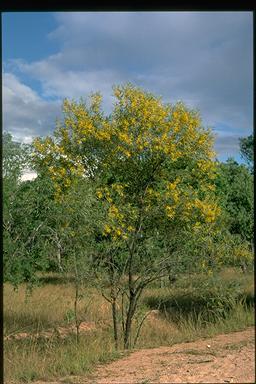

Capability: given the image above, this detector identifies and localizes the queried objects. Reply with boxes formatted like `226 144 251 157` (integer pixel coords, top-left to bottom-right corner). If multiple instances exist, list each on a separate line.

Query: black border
0 2 255 12
1 5 255 384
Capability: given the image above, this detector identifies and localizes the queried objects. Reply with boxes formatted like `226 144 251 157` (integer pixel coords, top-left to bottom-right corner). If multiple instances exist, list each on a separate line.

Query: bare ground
35 327 255 384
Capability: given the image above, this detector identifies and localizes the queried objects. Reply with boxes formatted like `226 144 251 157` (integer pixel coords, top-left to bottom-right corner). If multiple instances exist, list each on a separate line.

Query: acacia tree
32 84 221 349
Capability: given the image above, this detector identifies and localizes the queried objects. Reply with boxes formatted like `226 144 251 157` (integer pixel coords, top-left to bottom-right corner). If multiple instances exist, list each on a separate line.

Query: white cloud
3 72 41 108
12 57 127 113
3 72 61 142
4 11 253 160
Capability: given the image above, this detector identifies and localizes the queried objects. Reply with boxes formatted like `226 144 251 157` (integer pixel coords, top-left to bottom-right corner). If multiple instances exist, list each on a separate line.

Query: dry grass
4 280 116 383
4 281 111 337
4 268 254 383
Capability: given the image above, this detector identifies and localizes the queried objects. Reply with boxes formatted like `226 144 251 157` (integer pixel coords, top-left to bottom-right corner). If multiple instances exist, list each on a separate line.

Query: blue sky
3 11 253 162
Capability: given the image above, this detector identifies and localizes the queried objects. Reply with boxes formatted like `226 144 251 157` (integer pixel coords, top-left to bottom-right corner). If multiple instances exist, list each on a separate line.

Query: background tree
214 158 253 243
3 132 31 235
3 132 35 285
3 132 30 180
239 134 254 172
3 173 56 285
32 84 221 349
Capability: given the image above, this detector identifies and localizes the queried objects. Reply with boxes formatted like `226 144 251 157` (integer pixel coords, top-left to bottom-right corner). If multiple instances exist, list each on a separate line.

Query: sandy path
34 327 255 384
84 327 255 384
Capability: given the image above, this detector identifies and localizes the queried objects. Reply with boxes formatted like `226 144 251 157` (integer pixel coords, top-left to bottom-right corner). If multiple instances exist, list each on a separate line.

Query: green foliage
215 231 253 268
3 132 30 181
64 309 76 324
4 175 55 285
3 132 100 285
144 271 254 324
239 134 254 171
3 132 31 252
3 133 39 286
177 219 253 271
215 158 254 242
3 173 99 286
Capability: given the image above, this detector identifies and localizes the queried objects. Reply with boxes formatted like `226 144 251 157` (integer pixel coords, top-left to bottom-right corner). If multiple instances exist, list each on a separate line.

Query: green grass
137 268 254 348
4 268 254 383
143 268 254 323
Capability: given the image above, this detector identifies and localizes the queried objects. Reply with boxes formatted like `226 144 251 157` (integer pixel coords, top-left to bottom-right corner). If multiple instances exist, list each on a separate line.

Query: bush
144 272 254 325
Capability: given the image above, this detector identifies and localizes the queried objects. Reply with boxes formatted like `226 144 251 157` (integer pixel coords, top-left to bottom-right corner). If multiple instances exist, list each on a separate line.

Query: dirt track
36 327 255 384
83 327 255 384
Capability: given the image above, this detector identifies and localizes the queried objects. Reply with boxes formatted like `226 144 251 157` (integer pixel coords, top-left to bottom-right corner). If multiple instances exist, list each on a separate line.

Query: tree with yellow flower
32 83 221 349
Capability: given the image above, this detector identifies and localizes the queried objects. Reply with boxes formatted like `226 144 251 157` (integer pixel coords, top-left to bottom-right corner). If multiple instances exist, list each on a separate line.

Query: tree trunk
57 247 63 272
112 298 118 350
124 295 136 349
74 277 80 344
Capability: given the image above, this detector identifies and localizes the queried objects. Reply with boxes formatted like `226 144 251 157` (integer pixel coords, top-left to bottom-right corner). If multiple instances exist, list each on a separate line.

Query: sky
3 11 253 163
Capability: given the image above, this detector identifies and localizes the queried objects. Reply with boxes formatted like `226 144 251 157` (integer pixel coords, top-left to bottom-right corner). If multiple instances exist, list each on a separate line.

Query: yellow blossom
96 190 103 199
165 205 176 219
103 224 111 234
